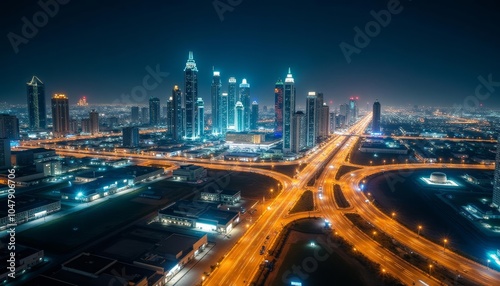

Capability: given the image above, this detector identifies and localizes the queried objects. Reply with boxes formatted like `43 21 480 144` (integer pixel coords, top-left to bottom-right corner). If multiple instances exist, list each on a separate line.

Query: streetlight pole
443 238 448 251
428 264 433 276
417 225 422 237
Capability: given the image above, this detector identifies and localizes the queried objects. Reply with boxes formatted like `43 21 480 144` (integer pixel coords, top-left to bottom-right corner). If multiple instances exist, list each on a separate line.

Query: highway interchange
21 114 500 285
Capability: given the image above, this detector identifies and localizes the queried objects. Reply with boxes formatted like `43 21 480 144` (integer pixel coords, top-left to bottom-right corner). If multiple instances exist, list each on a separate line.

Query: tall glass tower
235 101 244 132
211 70 222 134
197 97 204 138
27 76 47 130
227 77 237 130
239 79 251 131
172 85 183 141
149 97 160 126
283 68 296 152
220 92 228 134
274 79 284 137
251 101 259 130
306 92 318 147
51 94 69 137
372 100 381 134
184 51 198 140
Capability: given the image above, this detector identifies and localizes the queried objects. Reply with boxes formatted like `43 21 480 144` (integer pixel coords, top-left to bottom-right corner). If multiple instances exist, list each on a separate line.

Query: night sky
1 0 499 109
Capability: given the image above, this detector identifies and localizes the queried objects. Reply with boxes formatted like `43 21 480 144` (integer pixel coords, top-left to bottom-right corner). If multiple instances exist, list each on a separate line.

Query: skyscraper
197 97 204 138
89 110 99 135
274 79 284 137
149 97 161 126
372 100 381 134
141 107 148 124
0 139 11 169
227 77 237 129
122 126 139 147
51 94 70 137
220 92 228 134
306 92 318 147
493 136 500 209
329 111 336 134
292 111 306 153
172 85 183 141
349 97 358 124
235 101 244 132
27 76 47 130
184 51 198 140
166 97 173 135
0 114 19 139
318 103 330 139
131 106 139 123
211 70 222 134
283 68 296 152
239 79 251 131
251 101 259 130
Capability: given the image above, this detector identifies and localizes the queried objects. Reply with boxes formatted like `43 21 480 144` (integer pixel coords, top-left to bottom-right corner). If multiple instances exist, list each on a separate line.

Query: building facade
283 69 295 152
274 79 284 137
27 76 47 130
184 51 198 140
51 94 70 137
149 97 161 126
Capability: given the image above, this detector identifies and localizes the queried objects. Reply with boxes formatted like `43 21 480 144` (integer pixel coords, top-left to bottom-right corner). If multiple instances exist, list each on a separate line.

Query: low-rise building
0 196 60 230
200 189 241 205
0 246 44 282
172 164 206 182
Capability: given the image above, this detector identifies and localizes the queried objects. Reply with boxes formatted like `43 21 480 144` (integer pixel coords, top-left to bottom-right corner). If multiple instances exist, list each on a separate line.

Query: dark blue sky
1 0 499 109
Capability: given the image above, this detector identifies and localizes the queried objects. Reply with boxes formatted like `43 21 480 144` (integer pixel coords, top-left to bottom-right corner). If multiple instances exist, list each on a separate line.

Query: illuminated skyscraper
349 96 358 124
306 92 318 147
141 107 148 124
274 79 284 136
251 101 259 130
227 77 237 129
292 111 306 153
211 70 222 134
197 97 204 138
77 96 89 106
166 98 173 135
493 136 500 208
149 97 160 126
27 76 47 130
239 79 251 131
372 100 381 134
0 139 11 169
172 85 183 141
318 103 330 139
283 68 296 152
51 94 70 137
235 101 244 132
89 109 99 135
220 92 228 134
184 51 198 140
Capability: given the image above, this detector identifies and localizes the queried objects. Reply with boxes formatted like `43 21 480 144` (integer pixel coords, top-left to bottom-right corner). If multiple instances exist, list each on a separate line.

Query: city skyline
1 0 499 108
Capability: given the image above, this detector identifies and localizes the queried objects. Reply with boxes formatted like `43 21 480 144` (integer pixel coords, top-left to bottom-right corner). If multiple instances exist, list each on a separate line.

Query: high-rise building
329 111 336 134
172 85 183 141
274 79 284 137
235 101 244 132
239 79 251 131
81 118 91 133
227 77 237 129
349 97 358 124
0 114 19 139
27 76 47 130
283 69 296 152
184 51 198 140
292 111 306 153
77 96 88 106
149 97 161 126
131 106 139 123
166 97 173 135
197 97 204 138
69 119 78 134
251 101 259 130
318 103 330 139
306 92 318 147
493 136 500 209
220 92 228 134
211 71 222 134
51 94 70 137
372 100 381 134
89 110 99 135
141 107 148 124
122 126 139 147
339 103 350 127
0 138 11 169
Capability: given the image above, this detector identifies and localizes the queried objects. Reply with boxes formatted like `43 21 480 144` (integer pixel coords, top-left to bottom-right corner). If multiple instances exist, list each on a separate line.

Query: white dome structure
430 172 447 184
